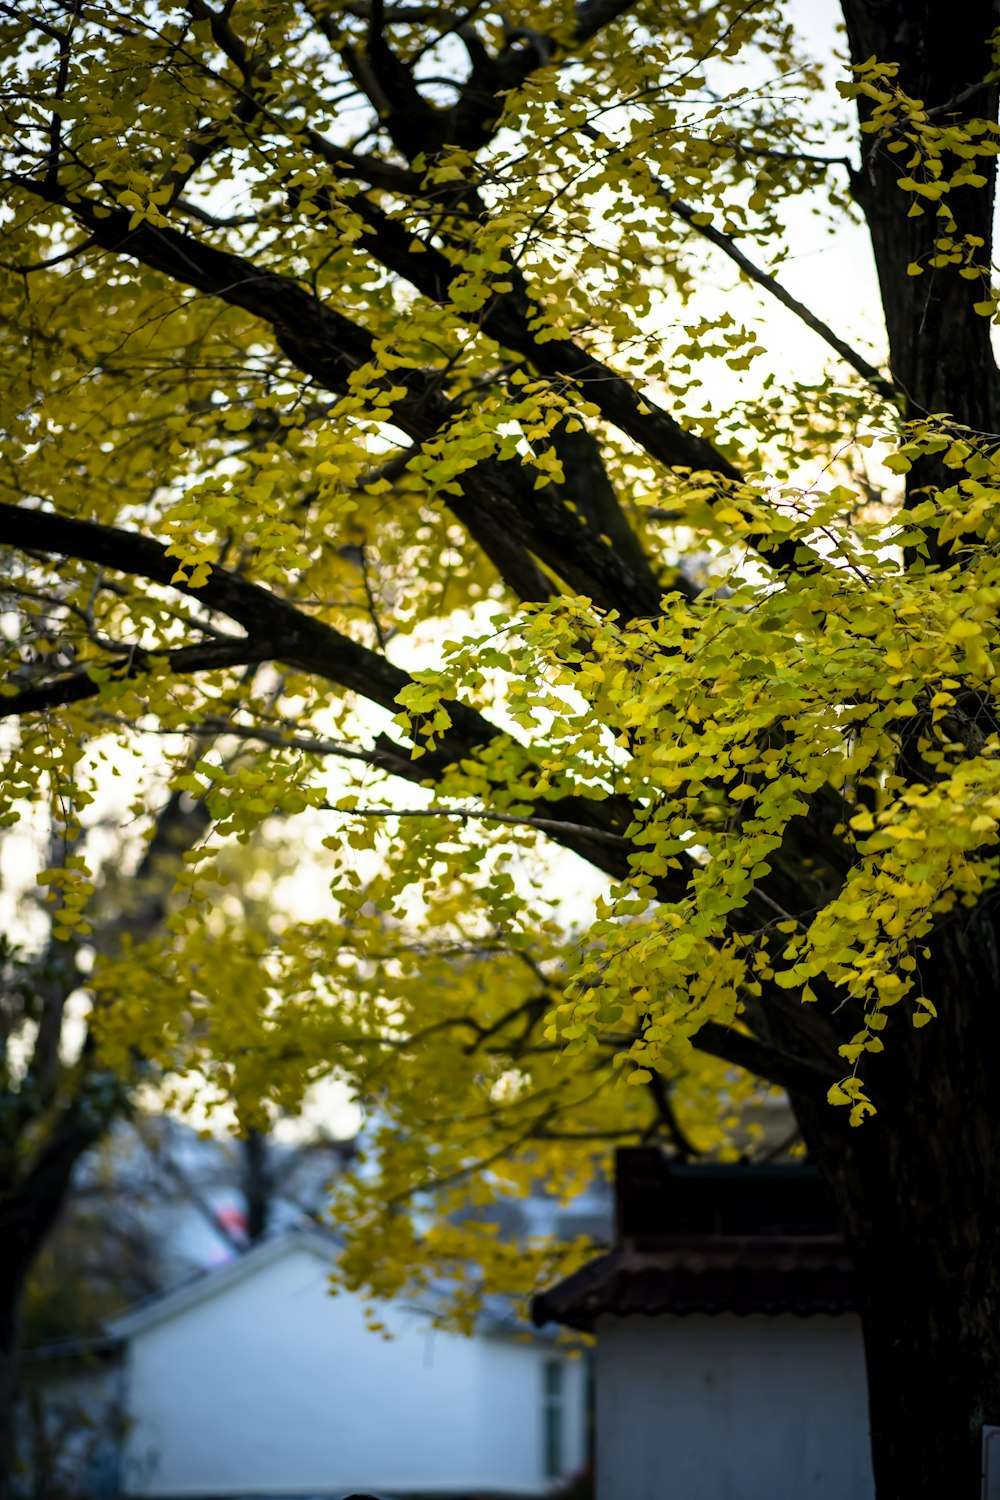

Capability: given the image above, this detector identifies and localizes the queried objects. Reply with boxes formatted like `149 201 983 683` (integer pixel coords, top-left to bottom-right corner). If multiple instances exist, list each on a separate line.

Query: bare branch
0 503 650 889
576 122 897 403
646 1070 702 1157
133 1114 248 1254
325 803 632 846
689 1019 839 1096
0 236 94 274
0 639 260 720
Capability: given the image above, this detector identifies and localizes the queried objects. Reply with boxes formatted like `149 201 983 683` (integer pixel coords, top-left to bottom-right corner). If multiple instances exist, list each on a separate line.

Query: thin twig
324 803 631 845
577 122 897 403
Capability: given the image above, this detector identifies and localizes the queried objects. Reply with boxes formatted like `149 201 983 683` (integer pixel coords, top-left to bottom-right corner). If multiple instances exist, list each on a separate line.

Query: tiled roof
531 1235 857 1330
530 1148 857 1329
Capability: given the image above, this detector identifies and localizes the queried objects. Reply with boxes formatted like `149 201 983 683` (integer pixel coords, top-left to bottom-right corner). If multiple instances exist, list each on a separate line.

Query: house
21 1226 588 1499
532 1148 875 1500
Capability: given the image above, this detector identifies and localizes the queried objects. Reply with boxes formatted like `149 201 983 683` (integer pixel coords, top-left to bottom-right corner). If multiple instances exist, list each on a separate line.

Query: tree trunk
243 1128 271 1244
841 0 1000 429
810 9 1000 1483
0 1096 110 1499
840 0 1000 569
856 1246 1000 1498
793 899 1000 1498
0 1256 26 1500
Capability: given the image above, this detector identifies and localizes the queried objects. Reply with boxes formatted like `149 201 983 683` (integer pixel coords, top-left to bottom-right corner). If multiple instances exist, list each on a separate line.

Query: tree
1 1 999 1494
0 788 213 1493
21 1111 355 1351
0 743 296 1490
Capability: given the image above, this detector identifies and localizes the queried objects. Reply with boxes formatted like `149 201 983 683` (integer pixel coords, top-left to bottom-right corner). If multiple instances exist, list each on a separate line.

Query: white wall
595 1313 874 1500
479 1337 589 1492
122 1244 585 1496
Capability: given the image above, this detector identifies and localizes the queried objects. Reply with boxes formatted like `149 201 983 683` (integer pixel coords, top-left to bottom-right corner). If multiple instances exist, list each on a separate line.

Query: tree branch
432 0 639 154
340 188 740 480
0 502 649 887
324 802 633 846
0 638 260 719
576 123 897 403
690 1018 839 1097
0 498 470 733
14 184 680 612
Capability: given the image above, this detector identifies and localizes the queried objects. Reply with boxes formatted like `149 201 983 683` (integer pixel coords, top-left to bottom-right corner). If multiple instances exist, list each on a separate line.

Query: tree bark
841 0 1000 431
0 1094 112 1498
793 899 1000 1498
0 1258 25 1500
841 0 1000 570
809 10 1000 1492
243 1129 271 1244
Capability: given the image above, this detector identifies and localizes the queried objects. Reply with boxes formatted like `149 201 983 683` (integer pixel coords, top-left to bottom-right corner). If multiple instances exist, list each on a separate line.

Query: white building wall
557 1351 589 1485
121 1244 581 1497
595 1313 874 1500
478 1338 589 1490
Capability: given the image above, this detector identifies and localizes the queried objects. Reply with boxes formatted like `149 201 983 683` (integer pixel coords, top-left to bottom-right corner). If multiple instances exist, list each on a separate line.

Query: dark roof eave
20 1334 125 1366
533 1296 859 1332
531 1237 858 1330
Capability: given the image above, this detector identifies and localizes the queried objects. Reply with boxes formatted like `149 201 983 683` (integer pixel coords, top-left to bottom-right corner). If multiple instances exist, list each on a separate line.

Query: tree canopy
4 3 1000 1493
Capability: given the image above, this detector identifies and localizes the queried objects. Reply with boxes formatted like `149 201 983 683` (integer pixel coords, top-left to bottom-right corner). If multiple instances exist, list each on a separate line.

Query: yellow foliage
2 0 1000 1316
